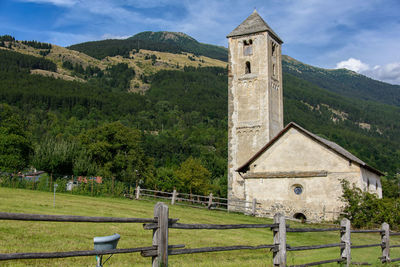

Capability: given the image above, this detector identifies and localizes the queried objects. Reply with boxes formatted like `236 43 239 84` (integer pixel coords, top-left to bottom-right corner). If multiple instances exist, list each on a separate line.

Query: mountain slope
68 31 228 61
129 31 228 61
2 36 226 93
282 55 400 106
0 34 399 177
68 32 400 106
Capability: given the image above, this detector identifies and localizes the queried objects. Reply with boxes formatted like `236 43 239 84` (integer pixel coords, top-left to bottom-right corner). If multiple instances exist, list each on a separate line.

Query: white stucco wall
242 128 376 222
360 168 382 198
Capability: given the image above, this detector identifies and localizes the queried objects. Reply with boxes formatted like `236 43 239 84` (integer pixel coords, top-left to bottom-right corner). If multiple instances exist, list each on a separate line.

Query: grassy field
0 187 399 266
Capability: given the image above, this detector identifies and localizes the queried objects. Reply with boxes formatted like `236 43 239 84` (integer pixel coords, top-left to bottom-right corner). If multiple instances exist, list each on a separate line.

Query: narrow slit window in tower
245 61 251 74
271 43 276 56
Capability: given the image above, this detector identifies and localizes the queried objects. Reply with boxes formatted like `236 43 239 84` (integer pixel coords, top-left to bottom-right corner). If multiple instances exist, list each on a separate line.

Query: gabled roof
236 122 384 176
227 10 283 44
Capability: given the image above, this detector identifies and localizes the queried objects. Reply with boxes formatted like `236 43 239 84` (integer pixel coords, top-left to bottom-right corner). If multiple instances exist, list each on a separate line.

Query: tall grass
0 187 399 266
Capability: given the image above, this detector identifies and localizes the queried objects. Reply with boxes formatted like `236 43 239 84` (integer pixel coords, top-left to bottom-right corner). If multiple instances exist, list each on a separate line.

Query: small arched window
245 61 251 74
375 181 378 190
294 213 307 223
243 39 253 56
367 179 370 190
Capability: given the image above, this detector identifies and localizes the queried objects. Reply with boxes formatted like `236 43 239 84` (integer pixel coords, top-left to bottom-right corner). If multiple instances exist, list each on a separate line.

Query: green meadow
0 187 399 266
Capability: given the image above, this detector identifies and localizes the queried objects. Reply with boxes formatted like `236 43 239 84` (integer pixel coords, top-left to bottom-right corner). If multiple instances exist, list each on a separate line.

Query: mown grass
0 187 399 266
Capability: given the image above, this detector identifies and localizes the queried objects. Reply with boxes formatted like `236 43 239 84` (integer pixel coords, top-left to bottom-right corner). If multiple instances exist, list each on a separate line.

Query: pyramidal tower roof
227 10 283 43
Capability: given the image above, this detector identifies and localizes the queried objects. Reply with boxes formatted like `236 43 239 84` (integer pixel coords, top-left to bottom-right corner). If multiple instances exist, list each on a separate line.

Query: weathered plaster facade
239 125 382 221
227 11 383 222
227 10 284 207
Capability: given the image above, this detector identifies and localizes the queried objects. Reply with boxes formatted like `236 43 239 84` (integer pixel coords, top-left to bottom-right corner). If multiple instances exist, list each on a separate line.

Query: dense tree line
0 35 15 42
0 49 399 198
0 49 57 72
68 31 227 61
21 40 52 49
62 61 102 77
0 58 228 195
68 39 179 60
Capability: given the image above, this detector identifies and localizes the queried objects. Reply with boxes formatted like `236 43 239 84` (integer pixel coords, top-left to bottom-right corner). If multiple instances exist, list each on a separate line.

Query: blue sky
1 0 400 84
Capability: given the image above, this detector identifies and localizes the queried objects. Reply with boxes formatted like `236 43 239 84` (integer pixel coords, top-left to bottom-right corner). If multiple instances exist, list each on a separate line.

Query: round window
294 186 303 195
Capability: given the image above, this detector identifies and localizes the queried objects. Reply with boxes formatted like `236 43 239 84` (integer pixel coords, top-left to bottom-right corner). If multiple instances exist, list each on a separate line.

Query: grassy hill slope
3 37 226 93
0 187 397 266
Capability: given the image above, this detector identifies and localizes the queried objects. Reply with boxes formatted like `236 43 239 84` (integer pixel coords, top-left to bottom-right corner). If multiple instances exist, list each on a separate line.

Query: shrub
340 180 400 229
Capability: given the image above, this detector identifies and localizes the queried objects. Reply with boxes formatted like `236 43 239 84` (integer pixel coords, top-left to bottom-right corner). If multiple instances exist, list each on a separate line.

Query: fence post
252 198 257 216
208 193 213 209
381 222 390 263
340 218 351 267
273 213 286 267
171 189 177 205
135 186 140 200
152 202 169 267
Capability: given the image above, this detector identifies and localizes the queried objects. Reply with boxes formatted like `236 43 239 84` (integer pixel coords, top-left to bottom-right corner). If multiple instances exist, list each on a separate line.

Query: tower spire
227 10 282 44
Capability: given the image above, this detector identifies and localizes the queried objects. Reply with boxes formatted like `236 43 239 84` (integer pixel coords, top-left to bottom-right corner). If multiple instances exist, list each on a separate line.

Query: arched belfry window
243 39 253 56
245 61 251 74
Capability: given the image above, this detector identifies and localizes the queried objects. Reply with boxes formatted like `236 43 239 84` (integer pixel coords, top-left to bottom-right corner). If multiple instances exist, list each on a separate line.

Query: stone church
227 10 383 222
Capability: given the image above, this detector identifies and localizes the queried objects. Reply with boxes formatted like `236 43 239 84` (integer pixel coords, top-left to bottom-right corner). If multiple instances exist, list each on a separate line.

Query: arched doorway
294 213 307 223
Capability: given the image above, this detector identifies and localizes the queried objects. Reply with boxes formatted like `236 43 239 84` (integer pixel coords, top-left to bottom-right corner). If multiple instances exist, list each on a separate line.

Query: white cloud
365 63 400 85
45 31 98 47
18 0 78 7
101 33 130 40
336 58 400 85
336 58 370 72
11 0 400 85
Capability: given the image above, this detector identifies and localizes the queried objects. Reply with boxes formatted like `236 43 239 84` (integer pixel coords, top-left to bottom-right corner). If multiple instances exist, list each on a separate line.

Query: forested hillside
68 31 228 61
1 34 399 199
283 55 400 106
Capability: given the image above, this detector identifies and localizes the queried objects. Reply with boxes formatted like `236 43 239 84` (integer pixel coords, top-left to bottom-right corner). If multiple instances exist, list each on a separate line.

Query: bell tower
227 10 284 206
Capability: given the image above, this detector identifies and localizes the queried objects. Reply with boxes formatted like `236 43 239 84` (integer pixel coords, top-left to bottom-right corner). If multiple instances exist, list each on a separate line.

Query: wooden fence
130 186 342 221
131 186 271 216
1 202 399 266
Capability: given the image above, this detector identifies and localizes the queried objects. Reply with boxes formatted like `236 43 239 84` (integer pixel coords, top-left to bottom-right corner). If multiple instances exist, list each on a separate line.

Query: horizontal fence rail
0 247 156 261
290 258 345 267
0 212 157 223
141 244 276 257
144 222 279 230
351 243 382 249
286 227 342 232
351 229 384 233
2 202 400 266
286 243 344 251
0 244 185 261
